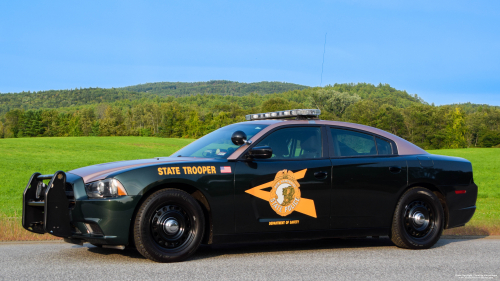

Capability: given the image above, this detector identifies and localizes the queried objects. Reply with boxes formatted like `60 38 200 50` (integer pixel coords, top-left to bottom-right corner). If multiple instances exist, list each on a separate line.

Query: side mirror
248 146 273 159
231 131 247 146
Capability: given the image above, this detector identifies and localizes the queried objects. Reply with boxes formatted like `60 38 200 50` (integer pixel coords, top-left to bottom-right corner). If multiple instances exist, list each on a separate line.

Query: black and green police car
23 109 477 262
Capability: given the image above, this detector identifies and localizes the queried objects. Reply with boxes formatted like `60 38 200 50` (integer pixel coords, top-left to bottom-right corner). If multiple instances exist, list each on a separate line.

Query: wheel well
405 183 449 229
128 183 213 247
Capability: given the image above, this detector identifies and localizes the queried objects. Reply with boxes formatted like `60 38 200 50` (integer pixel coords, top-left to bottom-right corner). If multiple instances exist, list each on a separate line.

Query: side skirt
212 228 390 244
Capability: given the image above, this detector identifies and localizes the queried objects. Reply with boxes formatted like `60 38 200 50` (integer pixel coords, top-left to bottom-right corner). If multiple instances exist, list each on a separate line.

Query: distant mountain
327 83 427 108
121 80 309 97
0 88 153 116
0 80 309 116
0 81 308 115
4 80 495 118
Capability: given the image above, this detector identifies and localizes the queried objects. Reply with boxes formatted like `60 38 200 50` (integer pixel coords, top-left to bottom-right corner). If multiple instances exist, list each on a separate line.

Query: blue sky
1 0 499 105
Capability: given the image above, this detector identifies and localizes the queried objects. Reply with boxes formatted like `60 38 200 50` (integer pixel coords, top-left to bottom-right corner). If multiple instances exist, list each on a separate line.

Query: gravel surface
0 237 498 280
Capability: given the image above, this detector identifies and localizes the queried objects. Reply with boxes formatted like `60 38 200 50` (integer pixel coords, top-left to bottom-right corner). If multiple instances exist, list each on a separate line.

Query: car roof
226 119 427 159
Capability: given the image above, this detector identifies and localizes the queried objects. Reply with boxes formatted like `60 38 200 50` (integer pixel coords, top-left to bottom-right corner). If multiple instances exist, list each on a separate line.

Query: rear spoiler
22 171 72 237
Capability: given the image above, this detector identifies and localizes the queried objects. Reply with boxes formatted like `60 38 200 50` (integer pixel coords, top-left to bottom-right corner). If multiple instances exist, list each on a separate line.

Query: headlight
85 179 127 198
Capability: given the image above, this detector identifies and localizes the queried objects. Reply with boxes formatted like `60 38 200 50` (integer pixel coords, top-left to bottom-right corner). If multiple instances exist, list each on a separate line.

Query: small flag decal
220 166 232 173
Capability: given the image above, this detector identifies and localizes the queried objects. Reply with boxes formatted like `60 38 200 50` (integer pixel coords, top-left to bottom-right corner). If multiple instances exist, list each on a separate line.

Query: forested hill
0 81 307 115
2 81 500 150
0 88 155 116
0 81 421 116
327 83 425 108
121 80 309 97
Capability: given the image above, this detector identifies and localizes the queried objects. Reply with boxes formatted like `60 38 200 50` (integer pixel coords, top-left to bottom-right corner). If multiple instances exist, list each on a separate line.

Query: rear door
328 127 407 229
234 126 332 233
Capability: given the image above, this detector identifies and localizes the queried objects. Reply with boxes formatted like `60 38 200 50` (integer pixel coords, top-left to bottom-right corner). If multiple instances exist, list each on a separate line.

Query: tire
133 189 205 262
391 187 444 249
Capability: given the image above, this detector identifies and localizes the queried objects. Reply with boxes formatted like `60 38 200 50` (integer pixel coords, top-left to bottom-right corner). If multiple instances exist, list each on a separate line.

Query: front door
234 126 332 233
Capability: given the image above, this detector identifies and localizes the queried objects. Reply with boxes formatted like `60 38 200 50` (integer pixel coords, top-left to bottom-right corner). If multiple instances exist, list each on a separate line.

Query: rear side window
330 128 376 156
376 137 393 155
330 128 395 157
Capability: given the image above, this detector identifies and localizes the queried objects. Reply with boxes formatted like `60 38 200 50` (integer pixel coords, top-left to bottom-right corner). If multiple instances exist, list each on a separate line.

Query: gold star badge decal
245 169 317 218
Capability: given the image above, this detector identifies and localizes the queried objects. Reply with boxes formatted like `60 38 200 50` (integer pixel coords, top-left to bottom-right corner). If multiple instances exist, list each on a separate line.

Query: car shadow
191 237 394 260
83 245 147 260
438 235 488 245
193 235 492 261
78 236 489 262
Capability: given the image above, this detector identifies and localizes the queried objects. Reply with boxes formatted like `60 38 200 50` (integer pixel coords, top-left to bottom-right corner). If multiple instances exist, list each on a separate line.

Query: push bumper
22 172 139 245
22 171 72 237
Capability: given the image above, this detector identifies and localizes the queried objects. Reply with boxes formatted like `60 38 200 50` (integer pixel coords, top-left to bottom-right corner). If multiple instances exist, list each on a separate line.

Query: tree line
1 83 499 149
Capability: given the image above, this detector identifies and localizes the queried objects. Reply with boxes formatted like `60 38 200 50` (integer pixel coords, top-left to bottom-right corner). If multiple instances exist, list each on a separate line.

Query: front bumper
22 172 139 245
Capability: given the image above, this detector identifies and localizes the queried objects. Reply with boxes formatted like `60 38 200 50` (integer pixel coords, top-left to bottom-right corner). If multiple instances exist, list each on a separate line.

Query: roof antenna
320 33 327 87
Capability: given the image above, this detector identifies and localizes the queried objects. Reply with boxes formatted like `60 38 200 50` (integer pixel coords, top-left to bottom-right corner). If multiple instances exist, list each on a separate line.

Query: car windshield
172 123 268 159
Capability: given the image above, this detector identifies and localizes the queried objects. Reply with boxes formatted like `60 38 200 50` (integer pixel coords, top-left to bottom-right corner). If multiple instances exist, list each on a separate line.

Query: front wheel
391 187 444 249
133 189 205 262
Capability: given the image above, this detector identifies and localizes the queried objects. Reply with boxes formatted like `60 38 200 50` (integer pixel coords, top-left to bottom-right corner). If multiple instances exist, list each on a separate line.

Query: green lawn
428 148 500 199
428 148 500 233
0 137 193 217
0 138 498 234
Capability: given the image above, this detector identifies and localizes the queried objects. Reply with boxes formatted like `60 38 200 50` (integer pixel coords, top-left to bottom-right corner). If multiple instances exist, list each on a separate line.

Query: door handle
314 171 328 180
389 166 402 174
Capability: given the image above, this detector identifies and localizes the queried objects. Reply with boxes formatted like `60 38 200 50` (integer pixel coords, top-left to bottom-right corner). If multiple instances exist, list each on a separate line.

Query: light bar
245 109 321 121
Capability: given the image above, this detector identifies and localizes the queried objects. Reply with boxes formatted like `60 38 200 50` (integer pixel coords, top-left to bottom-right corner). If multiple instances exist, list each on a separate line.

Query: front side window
256 127 323 159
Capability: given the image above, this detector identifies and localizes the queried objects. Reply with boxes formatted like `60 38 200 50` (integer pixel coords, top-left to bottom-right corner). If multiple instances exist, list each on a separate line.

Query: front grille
65 183 74 200
71 223 82 234
65 183 76 209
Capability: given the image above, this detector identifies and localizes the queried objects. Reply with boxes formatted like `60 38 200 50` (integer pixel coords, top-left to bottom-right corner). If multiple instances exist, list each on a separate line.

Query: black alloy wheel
133 189 205 262
151 204 192 249
391 187 444 249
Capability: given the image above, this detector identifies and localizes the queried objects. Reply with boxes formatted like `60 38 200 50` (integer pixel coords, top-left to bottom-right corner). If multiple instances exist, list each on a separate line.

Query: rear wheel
391 187 444 249
133 189 205 262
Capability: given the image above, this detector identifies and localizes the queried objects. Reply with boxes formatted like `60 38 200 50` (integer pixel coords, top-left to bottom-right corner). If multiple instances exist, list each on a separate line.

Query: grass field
0 137 498 240
0 137 193 218
428 148 500 236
